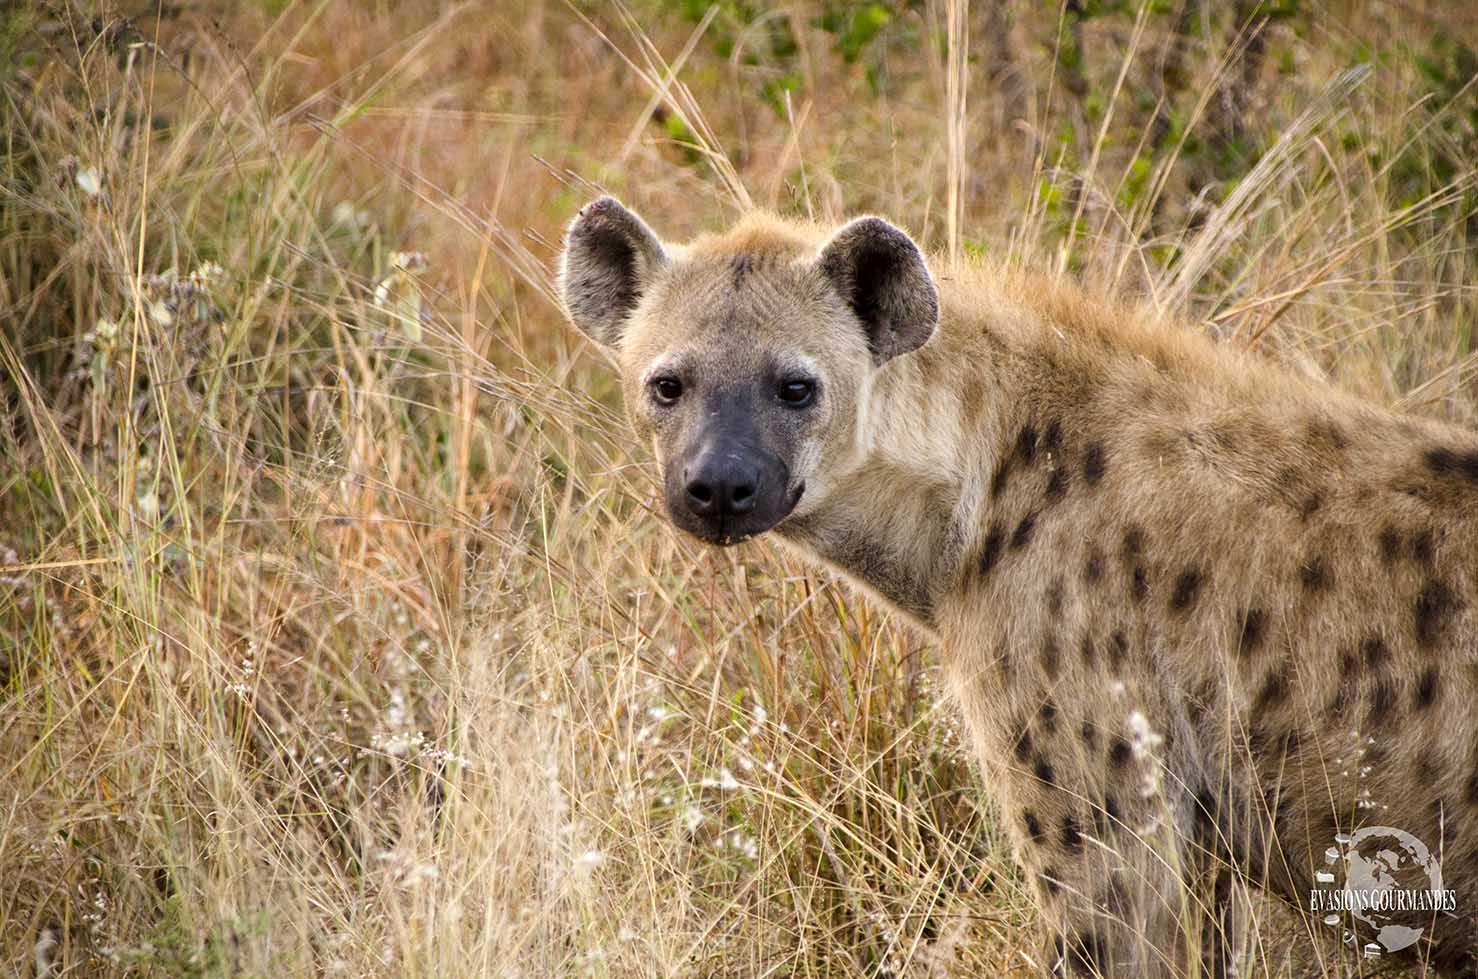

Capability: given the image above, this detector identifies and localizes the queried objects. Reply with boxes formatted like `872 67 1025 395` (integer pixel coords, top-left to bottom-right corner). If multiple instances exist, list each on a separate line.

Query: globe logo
1311 825 1455 956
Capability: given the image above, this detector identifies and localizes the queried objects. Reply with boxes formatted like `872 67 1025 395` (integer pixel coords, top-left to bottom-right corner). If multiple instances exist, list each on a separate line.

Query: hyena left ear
559 196 669 348
816 216 939 365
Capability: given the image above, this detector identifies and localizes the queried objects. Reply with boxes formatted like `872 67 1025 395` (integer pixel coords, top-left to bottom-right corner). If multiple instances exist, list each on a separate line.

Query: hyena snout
668 436 796 545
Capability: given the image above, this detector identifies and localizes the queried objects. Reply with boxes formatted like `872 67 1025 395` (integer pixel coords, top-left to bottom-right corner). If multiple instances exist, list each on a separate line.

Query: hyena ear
559 196 669 348
816 216 939 365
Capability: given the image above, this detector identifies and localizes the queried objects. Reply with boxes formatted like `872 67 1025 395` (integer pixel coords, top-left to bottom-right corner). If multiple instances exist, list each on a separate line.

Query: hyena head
559 196 939 545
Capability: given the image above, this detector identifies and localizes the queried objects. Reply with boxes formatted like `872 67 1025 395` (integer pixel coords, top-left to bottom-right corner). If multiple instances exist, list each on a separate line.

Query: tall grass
1 2 1473 976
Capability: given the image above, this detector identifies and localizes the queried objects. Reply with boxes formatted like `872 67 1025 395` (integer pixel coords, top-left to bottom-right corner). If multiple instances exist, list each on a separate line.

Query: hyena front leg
997 719 1227 978
1024 789 1227 979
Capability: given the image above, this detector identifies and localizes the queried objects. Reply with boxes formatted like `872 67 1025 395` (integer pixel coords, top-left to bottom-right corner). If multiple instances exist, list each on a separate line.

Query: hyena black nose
685 459 759 517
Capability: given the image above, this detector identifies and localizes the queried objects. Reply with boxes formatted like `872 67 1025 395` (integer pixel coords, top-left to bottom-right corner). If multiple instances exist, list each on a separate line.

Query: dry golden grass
0 2 1474 976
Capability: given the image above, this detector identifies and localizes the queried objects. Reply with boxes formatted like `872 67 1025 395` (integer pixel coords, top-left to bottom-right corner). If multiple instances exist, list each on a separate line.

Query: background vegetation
1 0 1474 975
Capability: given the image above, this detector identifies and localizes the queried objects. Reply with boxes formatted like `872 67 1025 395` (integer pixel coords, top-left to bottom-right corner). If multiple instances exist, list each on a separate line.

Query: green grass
1 1 1474 976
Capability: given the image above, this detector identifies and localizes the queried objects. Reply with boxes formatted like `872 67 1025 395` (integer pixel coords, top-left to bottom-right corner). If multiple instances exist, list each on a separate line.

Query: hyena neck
774 326 1009 631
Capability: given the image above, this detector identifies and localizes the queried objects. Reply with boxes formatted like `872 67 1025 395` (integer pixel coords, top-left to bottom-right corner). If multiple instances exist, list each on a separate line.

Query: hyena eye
650 376 684 405
777 379 817 408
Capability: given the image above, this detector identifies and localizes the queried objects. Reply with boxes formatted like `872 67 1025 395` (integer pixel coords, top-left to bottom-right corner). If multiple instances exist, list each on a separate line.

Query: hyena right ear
559 196 669 348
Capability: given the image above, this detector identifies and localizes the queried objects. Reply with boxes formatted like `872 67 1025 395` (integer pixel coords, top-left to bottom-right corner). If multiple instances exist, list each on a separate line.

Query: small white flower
331 201 370 230
190 262 224 285
34 928 57 978
1126 710 1163 757
388 251 427 272
76 167 102 196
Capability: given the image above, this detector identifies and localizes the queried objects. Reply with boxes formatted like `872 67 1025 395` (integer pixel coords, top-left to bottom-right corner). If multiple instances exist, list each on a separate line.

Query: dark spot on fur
1042 635 1061 680
1417 749 1441 783
1041 868 1061 896
1023 809 1044 843
1298 492 1323 521
1083 546 1103 585
1299 557 1330 592
1367 681 1397 729
1361 635 1389 669
1416 667 1440 710
1411 528 1435 565
1415 580 1460 648
1274 465 1306 503
1307 418 1349 452
1170 568 1203 612
1329 671 1354 719
1046 578 1065 615
1253 668 1289 713
1194 784 1217 831
1013 725 1034 763
1033 755 1056 787
1059 814 1083 853
1083 443 1107 486
1039 699 1059 733
1016 425 1039 464
1237 608 1266 658
1045 466 1069 502
1131 566 1148 603
1011 512 1037 550
1042 420 1063 456
1080 720 1098 750
1425 446 1478 484
1093 793 1121 835
990 458 1012 498
1379 526 1402 565
1109 737 1131 769
1079 634 1096 668
1108 630 1129 669
978 525 1005 577
1122 526 1144 559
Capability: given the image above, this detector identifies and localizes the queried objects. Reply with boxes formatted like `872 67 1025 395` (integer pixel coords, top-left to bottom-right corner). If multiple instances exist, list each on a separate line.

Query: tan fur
566 206 1478 977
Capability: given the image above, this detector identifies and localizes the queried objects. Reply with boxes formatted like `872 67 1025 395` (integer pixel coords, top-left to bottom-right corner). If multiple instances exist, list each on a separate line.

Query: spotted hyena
559 196 1478 977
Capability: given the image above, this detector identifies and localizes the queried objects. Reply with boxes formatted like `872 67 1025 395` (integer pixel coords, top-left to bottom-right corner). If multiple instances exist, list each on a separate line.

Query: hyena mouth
683 483 805 547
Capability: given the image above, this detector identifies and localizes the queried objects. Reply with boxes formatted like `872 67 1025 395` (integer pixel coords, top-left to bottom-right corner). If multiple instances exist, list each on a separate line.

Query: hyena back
559 197 1478 977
